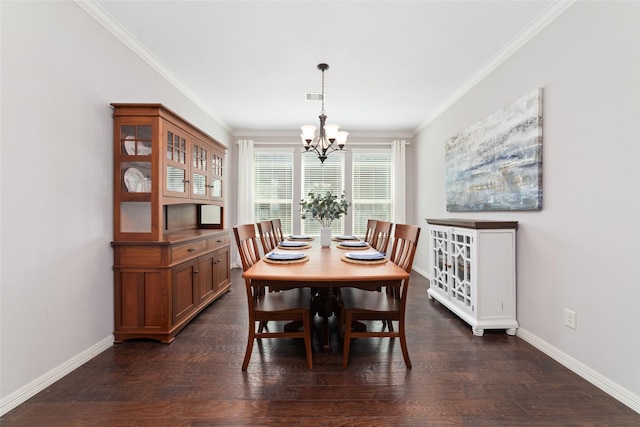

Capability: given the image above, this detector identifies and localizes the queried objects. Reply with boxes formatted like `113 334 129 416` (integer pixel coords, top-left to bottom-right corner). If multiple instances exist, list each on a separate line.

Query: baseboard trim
0 335 113 416
517 327 640 414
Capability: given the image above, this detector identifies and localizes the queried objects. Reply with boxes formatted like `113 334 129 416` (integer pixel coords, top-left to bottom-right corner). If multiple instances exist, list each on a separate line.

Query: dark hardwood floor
2 269 638 426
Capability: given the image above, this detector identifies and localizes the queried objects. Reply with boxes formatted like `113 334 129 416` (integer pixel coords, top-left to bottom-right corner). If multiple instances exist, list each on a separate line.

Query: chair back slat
364 219 377 244
371 221 393 253
257 220 278 254
234 224 261 271
386 224 421 300
271 219 285 244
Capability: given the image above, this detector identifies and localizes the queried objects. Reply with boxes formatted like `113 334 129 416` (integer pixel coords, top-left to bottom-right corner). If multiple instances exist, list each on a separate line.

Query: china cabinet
111 104 230 343
426 219 518 336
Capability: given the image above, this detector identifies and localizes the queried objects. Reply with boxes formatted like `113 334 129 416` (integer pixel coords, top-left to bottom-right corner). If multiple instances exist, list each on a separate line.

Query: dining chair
233 224 313 370
363 219 377 244
341 223 421 369
257 220 278 254
271 218 285 244
370 220 393 253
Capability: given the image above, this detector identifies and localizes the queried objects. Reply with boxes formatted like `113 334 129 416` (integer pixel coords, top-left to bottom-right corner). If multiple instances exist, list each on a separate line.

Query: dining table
241 236 410 348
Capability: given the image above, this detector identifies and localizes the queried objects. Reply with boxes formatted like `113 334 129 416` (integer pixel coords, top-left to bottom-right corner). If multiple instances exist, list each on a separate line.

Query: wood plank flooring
2 269 639 426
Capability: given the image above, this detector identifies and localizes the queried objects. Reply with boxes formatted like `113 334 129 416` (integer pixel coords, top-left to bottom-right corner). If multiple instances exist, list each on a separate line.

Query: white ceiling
92 0 560 136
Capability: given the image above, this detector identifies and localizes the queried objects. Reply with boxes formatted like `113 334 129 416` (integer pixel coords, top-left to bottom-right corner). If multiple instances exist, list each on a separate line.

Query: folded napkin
339 241 368 247
336 235 358 240
346 252 386 261
279 241 307 247
266 252 306 261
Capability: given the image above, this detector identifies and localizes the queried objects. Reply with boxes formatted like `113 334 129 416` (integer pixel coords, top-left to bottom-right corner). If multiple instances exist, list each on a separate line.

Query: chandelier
300 63 348 163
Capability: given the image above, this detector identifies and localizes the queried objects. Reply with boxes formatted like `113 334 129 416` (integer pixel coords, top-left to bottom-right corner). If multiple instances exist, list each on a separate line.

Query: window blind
352 150 392 236
253 150 293 235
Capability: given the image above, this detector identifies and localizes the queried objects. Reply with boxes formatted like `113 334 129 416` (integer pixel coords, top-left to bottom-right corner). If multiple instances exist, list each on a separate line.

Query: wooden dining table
242 238 410 348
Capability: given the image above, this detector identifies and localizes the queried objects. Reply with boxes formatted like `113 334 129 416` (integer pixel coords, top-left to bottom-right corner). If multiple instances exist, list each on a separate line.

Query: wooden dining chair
233 224 313 370
370 220 393 253
257 220 278 254
271 218 285 244
341 223 421 369
363 219 377 244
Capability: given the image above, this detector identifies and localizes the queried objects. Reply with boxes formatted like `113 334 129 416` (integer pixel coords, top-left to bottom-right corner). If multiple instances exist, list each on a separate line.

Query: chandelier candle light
301 63 348 163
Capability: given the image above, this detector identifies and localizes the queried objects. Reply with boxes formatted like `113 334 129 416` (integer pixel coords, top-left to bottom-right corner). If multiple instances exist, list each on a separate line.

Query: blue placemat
339 241 368 247
279 241 308 247
289 235 312 240
335 235 358 240
346 252 386 261
267 252 306 261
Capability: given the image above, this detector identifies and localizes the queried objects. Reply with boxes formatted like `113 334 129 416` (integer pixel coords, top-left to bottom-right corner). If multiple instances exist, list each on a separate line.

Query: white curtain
234 139 254 268
237 139 255 225
391 139 407 224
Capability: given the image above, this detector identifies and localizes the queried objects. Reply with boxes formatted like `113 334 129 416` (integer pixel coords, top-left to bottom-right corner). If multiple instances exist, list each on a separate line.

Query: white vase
320 227 331 247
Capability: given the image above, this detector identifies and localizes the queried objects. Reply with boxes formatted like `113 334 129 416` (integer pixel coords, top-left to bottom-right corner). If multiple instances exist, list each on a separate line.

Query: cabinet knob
188 247 197 252
194 270 199 274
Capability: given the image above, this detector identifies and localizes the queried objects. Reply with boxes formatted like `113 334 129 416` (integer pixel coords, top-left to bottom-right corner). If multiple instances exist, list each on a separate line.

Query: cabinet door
197 251 217 304
163 123 190 199
429 226 450 296
172 259 198 325
210 150 224 201
197 247 230 304
212 246 230 291
191 137 211 201
448 229 475 315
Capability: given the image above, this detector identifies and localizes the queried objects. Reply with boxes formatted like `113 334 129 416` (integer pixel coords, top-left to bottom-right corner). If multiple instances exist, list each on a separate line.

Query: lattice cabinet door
448 229 475 316
429 226 451 297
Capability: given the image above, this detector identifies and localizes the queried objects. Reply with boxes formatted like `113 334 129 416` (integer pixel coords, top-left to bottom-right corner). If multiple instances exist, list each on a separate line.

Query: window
351 150 392 236
253 150 293 235
301 152 345 236
250 145 395 237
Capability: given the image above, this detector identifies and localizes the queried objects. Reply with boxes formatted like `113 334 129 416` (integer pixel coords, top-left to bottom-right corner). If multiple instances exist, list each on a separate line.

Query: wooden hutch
111 104 231 343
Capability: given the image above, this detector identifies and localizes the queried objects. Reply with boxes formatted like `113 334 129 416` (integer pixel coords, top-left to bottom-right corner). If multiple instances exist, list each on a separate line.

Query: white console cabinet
426 219 518 336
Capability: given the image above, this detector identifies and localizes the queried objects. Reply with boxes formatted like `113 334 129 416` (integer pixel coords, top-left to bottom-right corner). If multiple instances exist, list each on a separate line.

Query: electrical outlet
565 309 577 330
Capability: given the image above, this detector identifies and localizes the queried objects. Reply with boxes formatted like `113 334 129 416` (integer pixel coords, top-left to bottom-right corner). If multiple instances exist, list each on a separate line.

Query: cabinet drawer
208 234 230 251
172 240 208 262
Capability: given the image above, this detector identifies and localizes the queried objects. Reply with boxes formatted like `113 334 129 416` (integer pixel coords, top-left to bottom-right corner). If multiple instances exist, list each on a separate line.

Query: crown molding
75 0 232 133
414 0 576 134
233 129 414 140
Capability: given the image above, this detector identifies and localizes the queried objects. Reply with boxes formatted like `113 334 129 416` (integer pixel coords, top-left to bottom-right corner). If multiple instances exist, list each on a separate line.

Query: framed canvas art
445 88 543 211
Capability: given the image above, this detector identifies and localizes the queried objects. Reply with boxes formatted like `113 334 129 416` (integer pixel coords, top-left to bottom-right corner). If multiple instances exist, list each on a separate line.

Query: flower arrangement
300 191 350 228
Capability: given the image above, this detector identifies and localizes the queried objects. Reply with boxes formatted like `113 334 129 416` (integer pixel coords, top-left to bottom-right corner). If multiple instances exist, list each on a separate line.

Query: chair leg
302 312 313 369
242 323 256 371
342 312 353 369
258 321 268 333
399 322 412 369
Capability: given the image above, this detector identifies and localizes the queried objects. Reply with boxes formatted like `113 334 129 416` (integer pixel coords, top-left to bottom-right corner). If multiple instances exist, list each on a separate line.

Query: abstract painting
445 88 543 211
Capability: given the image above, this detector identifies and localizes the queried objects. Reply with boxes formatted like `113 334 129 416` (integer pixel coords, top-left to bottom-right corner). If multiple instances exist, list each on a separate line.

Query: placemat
264 255 309 265
278 243 312 250
337 243 369 250
341 256 388 265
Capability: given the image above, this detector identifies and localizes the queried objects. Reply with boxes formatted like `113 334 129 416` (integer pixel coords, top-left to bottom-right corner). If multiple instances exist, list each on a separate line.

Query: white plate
124 136 151 155
124 167 146 192
124 135 136 155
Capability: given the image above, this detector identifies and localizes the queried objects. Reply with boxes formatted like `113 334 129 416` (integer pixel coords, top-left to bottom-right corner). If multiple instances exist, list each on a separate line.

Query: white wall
0 1 231 412
412 1 640 408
